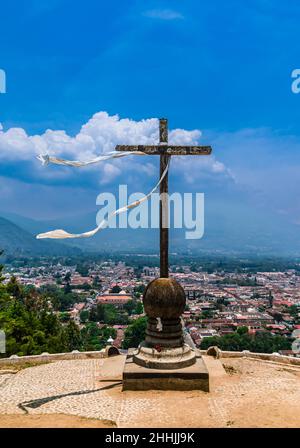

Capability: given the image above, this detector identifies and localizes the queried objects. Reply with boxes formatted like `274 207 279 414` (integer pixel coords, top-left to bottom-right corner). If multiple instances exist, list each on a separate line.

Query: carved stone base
123 349 209 391
145 317 184 348
133 342 196 370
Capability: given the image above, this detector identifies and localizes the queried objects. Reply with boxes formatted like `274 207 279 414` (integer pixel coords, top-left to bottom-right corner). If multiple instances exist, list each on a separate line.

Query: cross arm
115 145 212 155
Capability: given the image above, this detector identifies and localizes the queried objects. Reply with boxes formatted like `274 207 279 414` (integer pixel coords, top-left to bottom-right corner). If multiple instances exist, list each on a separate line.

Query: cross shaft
116 118 212 278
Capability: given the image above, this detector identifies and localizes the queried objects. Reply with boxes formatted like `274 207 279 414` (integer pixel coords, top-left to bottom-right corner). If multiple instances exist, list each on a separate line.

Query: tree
110 285 121 293
135 301 143 315
39 284 82 311
134 284 146 295
81 323 100 350
88 303 118 324
81 323 116 351
103 304 117 324
76 264 89 277
122 317 147 349
80 310 89 323
96 303 105 321
64 282 72 294
60 312 70 322
6 276 24 301
64 272 71 283
89 307 98 322
273 312 283 323
0 260 10 306
0 263 79 357
288 305 300 320
200 330 291 353
124 300 136 316
124 300 143 316
92 276 102 288
98 326 117 346
65 320 82 351
201 310 214 319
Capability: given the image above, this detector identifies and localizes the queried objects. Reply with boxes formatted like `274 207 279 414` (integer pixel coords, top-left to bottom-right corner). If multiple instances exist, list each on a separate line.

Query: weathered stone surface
145 317 184 348
206 346 222 359
133 343 196 369
143 277 186 319
123 352 209 391
104 345 120 358
116 145 212 155
141 277 188 356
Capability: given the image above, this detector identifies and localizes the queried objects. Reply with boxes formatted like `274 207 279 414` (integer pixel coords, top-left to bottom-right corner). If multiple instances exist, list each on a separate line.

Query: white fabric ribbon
36 150 145 167
36 152 169 240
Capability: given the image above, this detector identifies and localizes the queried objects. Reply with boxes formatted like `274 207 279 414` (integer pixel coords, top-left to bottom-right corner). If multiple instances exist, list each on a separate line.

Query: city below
2 254 299 357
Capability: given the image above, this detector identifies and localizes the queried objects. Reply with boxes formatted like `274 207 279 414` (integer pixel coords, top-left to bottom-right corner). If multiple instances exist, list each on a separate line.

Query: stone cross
116 118 212 278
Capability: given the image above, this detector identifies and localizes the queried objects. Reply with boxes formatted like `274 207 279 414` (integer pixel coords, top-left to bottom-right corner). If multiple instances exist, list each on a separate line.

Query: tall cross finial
159 118 168 144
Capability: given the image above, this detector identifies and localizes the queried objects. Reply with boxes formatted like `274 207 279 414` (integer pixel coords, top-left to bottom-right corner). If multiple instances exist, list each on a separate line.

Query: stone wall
201 348 300 367
0 350 105 366
1 348 300 367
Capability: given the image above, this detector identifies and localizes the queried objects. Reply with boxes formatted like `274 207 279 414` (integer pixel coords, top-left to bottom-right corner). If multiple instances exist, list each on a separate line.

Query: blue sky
0 0 300 232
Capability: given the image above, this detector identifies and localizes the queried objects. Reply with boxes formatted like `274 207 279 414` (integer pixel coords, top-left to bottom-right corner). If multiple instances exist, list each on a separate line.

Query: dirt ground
0 413 116 428
106 356 300 428
1 355 300 428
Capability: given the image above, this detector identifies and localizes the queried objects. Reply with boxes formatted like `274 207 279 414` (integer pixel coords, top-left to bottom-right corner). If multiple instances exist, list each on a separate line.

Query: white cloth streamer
36 150 145 167
36 152 169 240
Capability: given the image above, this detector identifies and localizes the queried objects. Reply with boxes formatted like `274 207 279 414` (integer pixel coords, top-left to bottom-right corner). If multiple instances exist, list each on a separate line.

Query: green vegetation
0 276 117 357
122 317 147 349
89 303 129 325
81 323 116 351
0 253 112 357
76 263 89 277
133 284 146 299
80 310 89 323
110 285 121 293
124 299 143 316
200 310 215 319
200 327 291 353
38 284 82 311
287 305 300 324
0 298 78 357
88 299 143 326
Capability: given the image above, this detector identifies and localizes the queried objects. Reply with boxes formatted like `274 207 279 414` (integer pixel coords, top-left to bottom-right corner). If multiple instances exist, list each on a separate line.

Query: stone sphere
143 277 186 319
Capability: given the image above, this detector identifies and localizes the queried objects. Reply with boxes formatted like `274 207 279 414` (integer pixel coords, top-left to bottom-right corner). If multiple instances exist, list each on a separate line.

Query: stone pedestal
122 277 210 391
123 349 209 391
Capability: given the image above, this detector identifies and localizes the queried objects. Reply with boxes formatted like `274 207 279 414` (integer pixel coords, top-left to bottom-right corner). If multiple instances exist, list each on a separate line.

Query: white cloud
0 112 227 185
100 163 121 185
143 9 184 20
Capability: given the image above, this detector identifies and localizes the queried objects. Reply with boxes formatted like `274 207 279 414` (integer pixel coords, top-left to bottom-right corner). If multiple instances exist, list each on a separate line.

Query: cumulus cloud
100 163 121 185
0 112 227 187
1 117 300 223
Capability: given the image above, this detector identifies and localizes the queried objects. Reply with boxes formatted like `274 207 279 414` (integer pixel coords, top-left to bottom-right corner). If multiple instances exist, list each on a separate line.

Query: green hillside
0 217 80 257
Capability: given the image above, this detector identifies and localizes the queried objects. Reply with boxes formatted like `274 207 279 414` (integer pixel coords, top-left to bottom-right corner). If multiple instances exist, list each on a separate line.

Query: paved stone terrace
0 355 300 427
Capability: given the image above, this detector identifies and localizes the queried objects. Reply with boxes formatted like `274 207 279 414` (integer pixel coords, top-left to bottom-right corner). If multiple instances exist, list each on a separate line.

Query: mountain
0 217 81 257
2 199 300 257
0 211 46 235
